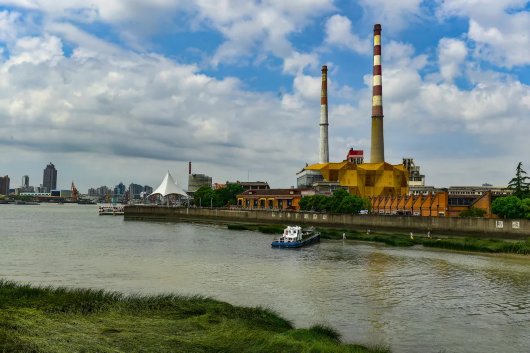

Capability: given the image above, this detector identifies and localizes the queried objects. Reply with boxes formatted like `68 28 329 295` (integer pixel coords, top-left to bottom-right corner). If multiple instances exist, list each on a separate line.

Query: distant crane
71 182 79 202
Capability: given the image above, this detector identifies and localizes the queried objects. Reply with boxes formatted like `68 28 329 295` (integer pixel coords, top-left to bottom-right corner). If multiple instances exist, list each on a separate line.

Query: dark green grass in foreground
319 228 530 254
0 280 388 353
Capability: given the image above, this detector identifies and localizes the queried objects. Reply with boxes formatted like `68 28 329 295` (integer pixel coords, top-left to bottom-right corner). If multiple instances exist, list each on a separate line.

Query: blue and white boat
271 226 320 248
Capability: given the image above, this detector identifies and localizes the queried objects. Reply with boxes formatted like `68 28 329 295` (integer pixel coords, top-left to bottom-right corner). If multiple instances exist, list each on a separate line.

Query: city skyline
1 1 529 191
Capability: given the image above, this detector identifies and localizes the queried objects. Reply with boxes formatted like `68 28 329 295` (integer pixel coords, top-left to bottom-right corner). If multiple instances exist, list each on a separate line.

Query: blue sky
0 0 529 192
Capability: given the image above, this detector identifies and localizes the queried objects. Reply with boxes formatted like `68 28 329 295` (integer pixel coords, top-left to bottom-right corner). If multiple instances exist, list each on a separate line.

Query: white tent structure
149 171 188 206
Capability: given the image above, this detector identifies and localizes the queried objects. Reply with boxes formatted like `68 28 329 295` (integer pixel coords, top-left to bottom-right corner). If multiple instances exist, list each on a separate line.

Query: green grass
227 224 252 231
227 224 530 255
227 224 285 234
0 280 387 353
419 237 530 254
324 229 530 255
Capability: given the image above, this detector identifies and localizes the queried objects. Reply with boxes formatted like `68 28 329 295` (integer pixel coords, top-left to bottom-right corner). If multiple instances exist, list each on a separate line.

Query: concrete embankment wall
124 206 530 239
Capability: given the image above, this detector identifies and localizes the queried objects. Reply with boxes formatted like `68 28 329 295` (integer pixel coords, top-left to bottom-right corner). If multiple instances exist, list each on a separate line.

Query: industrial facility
305 24 409 198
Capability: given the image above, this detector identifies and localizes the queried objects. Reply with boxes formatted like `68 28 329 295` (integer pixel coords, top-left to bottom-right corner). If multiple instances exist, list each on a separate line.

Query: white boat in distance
98 204 125 216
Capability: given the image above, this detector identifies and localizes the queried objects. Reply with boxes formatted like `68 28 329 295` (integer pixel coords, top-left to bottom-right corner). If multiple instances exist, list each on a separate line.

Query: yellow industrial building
305 161 409 198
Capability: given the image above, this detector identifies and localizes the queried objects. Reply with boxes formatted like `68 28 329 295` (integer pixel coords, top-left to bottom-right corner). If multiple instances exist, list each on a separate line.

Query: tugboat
271 226 320 248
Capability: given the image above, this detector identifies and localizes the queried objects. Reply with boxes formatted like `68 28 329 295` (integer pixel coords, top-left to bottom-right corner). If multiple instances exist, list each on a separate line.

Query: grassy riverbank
228 224 530 255
0 280 387 353
318 229 530 254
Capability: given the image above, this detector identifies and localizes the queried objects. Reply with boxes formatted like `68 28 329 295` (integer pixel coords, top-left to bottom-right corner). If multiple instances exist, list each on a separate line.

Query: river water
1 204 528 353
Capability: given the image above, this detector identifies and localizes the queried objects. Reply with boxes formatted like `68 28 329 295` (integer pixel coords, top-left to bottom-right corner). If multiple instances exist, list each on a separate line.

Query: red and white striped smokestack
189 161 192 175
319 65 329 164
370 23 385 163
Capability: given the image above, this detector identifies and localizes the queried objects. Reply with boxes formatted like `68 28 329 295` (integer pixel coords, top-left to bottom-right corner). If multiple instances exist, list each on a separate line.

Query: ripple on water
1 205 529 353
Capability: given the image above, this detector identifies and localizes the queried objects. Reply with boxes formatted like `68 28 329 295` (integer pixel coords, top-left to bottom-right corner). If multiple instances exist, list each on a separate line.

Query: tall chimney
370 24 385 163
319 65 329 164
189 161 192 175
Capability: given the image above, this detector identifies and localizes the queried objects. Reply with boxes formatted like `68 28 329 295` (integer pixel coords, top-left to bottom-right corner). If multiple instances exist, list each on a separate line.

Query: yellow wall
306 162 409 198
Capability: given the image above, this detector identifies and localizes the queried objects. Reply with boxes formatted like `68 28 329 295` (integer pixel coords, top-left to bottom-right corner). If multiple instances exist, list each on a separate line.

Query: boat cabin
281 226 303 242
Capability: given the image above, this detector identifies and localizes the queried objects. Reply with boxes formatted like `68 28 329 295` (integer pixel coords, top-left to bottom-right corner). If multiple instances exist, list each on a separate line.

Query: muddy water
1 204 528 353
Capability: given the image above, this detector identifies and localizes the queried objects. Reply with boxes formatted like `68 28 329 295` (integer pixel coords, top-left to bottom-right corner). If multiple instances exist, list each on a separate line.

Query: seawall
124 206 530 239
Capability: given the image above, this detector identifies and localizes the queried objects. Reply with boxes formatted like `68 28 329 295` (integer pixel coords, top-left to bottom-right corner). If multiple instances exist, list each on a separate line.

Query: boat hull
271 234 320 248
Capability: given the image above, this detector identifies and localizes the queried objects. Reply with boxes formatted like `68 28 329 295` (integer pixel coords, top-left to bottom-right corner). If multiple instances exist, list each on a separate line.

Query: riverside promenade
124 206 530 239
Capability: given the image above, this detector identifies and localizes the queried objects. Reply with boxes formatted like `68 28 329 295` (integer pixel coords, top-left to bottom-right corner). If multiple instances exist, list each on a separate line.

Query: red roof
347 148 363 157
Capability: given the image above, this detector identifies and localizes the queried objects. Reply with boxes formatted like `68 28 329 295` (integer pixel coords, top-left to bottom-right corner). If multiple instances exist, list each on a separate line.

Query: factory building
304 24 409 198
296 168 323 189
370 186 510 218
237 188 303 210
403 158 425 187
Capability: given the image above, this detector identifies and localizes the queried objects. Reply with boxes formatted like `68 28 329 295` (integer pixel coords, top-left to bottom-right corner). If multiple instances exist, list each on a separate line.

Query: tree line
491 162 530 219
193 183 244 207
298 188 371 214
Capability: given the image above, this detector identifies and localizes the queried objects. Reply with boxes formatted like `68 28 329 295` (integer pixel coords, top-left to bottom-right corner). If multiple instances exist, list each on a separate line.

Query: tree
335 195 369 214
459 207 486 218
521 198 530 220
193 186 216 207
216 183 244 206
507 162 530 199
298 189 370 214
492 196 524 219
193 184 244 208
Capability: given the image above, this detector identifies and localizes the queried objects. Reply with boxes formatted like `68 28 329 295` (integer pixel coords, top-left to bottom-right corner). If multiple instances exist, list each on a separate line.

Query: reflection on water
1 204 529 353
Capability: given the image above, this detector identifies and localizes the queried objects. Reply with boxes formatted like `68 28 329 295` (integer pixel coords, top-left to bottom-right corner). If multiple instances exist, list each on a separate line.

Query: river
1 204 528 353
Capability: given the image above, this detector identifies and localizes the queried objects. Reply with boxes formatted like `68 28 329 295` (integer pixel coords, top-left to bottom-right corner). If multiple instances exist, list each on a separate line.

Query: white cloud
324 14 370 54
3 34 63 69
0 0 529 191
283 51 318 75
0 31 326 190
438 38 467 82
437 0 530 67
195 0 334 67
358 0 425 32
0 10 21 42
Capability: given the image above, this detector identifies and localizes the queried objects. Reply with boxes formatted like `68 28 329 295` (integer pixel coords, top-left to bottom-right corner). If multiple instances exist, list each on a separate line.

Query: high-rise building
129 183 144 199
22 175 29 188
0 175 10 195
43 162 57 191
114 182 126 196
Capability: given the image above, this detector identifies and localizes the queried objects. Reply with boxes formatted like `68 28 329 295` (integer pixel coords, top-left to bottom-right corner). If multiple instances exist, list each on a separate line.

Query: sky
0 0 529 192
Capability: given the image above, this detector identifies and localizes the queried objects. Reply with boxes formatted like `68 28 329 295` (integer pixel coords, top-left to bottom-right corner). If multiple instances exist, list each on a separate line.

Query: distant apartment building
143 185 153 195
128 183 144 199
43 162 57 191
96 186 112 196
114 182 126 196
188 174 212 193
22 175 29 188
0 175 10 195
